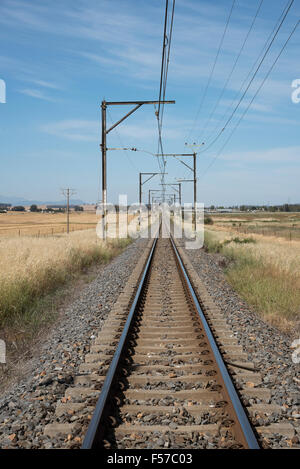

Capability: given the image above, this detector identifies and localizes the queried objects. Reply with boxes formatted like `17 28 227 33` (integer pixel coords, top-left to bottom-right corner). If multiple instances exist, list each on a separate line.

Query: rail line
81 230 260 449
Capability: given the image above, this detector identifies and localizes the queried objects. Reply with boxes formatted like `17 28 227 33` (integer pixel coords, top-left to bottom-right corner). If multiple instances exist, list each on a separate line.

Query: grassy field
0 211 138 238
209 211 300 241
0 211 98 237
204 217 300 333
0 230 131 350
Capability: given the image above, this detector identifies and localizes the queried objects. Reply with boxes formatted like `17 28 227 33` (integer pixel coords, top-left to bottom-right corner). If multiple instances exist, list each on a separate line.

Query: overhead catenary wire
198 19 300 180
205 0 294 142
156 0 170 164
196 0 295 156
160 0 176 131
157 0 175 154
185 0 236 144
106 108 140 172
200 0 265 143
156 0 169 190
157 0 170 123
156 0 176 202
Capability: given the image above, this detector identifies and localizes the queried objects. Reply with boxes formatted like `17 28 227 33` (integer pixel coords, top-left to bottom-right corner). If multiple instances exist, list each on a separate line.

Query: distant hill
0 195 87 206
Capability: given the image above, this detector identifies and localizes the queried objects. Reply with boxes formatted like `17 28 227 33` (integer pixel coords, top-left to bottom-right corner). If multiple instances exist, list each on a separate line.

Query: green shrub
204 216 214 225
223 237 256 245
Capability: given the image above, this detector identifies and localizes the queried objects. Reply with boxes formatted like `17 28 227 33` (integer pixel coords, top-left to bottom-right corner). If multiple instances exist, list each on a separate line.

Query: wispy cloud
78 48 160 81
27 79 60 89
1 0 299 205
1 0 298 97
234 111 300 127
19 88 56 101
220 145 300 163
40 116 192 144
218 98 272 113
117 123 182 141
41 119 100 141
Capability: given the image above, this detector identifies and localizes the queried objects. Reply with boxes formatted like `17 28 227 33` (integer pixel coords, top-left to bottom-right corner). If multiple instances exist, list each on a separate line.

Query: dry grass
0 211 138 238
205 227 300 275
0 211 98 237
204 228 300 333
0 230 131 337
210 212 300 241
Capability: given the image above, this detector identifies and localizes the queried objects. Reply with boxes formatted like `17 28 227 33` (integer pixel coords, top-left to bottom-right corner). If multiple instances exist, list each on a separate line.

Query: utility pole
148 189 162 206
139 173 167 205
61 188 76 234
153 193 176 204
164 193 177 204
147 190 162 230
160 183 182 205
101 103 107 217
156 153 197 230
138 173 166 230
176 178 196 231
193 152 197 221
100 99 175 238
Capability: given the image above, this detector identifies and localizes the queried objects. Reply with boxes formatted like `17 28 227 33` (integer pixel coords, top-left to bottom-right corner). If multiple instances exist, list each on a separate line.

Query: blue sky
0 0 299 205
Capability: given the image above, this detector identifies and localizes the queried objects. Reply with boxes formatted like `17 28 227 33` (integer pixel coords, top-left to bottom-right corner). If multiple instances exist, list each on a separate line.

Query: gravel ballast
183 245 300 449
0 238 148 449
1 237 299 449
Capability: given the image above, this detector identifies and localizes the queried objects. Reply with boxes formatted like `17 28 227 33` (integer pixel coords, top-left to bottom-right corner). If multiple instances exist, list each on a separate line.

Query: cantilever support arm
106 104 142 134
169 185 180 193
175 158 193 172
105 100 175 134
142 174 158 185
160 183 179 193
156 153 194 172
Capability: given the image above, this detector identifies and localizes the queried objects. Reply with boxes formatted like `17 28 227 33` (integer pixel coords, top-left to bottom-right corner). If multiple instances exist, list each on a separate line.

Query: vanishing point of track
82 230 260 449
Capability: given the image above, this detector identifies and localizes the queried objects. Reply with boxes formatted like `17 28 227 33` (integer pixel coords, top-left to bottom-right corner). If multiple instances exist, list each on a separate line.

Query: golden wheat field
205 226 300 275
0 229 131 335
0 211 138 237
0 211 98 237
204 222 300 332
209 211 300 241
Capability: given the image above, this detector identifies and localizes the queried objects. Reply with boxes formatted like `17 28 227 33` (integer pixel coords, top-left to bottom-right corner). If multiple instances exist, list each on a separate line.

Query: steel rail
82 225 259 449
81 234 159 449
169 235 260 449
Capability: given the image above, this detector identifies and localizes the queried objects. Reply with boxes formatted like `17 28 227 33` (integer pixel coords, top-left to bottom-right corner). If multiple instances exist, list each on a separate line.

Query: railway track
43 228 294 449
81 232 260 449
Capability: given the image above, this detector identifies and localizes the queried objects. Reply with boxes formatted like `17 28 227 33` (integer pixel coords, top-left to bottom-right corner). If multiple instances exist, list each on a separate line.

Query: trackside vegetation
0 231 131 338
204 230 300 333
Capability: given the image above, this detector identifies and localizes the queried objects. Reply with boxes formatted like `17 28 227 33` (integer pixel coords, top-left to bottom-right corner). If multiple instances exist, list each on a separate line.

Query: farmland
0 209 141 351
0 211 97 237
208 211 300 241
0 229 131 349
204 212 300 333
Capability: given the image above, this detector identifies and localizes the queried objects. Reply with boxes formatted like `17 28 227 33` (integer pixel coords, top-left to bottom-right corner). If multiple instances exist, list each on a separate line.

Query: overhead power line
198 18 300 180
106 108 139 172
157 0 170 122
206 0 294 142
156 0 176 201
159 0 176 136
185 0 236 144
200 0 265 143
196 0 295 156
